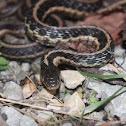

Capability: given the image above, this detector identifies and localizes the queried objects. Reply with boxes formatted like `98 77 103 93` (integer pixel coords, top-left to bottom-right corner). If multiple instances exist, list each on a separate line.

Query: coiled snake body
0 0 114 90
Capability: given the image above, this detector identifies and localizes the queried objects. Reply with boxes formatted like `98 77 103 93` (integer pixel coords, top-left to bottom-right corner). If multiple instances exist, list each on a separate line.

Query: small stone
37 111 53 120
114 56 126 73
0 115 8 126
63 94 71 103
114 45 125 57
31 58 41 73
89 111 106 120
59 82 65 92
64 92 85 116
3 81 23 100
1 106 23 126
61 70 85 89
9 61 21 74
21 63 30 72
100 65 113 71
95 121 106 126
16 71 28 82
29 93 46 107
101 54 126 73
120 113 126 121
62 122 72 126
40 88 54 99
0 70 13 80
0 81 4 92
87 78 126 121
20 115 38 126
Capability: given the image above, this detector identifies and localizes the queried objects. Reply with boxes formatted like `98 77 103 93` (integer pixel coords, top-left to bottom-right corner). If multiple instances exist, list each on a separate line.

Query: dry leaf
22 78 37 98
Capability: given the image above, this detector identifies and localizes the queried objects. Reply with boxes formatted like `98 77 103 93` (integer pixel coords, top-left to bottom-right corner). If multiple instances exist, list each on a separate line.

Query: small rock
59 82 65 92
87 78 126 121
3 81 23 100
37 110 53 120
21 63 30 72
31 58 41 73
0 70 13 80
95 121 106 126
29 93 46 107
120 113 126 122
9 61 21 74
114 45 125 57
1 106 23 126
64 92 85 116
100 63 114 71
62 122 72 126
16 71 28 83
88 111 107 120
101 54 126 73
40 88 54 99
61 70 85 89
0 62 27 82
20 115 38 126
0 115 8 126
63 94 71 103
0 81 4 92
114 56 126 73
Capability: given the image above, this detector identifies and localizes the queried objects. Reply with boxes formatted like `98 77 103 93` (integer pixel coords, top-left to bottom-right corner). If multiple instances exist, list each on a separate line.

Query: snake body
0 24 47 59
0 0 114 90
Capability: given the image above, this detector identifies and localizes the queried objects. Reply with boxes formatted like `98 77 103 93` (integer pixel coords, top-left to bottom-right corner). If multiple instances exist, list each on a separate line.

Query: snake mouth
45 84 60 90
42 79 61 90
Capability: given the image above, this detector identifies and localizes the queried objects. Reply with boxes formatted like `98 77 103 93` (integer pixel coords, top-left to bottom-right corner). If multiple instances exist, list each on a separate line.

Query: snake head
41 63 61 90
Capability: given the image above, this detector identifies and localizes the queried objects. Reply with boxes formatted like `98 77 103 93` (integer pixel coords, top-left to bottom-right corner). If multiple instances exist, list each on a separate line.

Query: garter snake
0 0 114 90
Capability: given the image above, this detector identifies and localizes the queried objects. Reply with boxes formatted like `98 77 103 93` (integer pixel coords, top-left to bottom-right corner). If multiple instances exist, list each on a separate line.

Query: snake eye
41 65 61 90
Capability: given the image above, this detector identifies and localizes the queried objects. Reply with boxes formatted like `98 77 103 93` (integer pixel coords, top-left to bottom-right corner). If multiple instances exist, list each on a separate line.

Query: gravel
20 115 38 126
1 106 23 126
3 81 23 100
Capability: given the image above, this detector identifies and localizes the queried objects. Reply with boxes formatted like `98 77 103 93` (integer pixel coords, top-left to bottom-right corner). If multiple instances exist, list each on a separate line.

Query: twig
99 120 126 126
107 63 126 81
0 98 49 110
0 97 103 122
1 100 46 125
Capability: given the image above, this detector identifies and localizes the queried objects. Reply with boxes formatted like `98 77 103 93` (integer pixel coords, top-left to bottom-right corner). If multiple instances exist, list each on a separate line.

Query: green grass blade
77 68 126 79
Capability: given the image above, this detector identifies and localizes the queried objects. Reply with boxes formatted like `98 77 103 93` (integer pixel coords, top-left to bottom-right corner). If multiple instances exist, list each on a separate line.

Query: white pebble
20 115 38 126
1 106 23 126
21 63 30 72
3 81 23 100
9 61 21 74
62 122 72 126
61 70 85 89
37 111 53 120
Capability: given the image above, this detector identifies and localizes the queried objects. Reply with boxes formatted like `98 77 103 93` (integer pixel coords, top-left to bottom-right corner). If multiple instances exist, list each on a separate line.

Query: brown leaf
22 78 37 99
